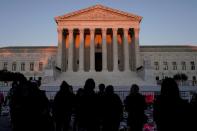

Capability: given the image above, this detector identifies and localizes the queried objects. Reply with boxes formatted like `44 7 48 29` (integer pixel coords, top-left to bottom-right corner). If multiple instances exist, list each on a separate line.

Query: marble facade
0 5 197 86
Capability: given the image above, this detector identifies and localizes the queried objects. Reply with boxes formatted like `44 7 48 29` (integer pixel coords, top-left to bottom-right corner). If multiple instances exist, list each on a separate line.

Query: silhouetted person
190 93 197 130
97 84 106 129
124 84 147 131
73 88 84 131
103 85 123 131
98 84 105 96
53 81 75 131
8 80 23 131
0 91 4 115
153 78 190 131
77 78 99 131
23 80 51 131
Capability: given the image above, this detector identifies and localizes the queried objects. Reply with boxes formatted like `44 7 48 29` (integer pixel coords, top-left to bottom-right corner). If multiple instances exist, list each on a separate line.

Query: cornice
140 45 197 52
55 4 142 22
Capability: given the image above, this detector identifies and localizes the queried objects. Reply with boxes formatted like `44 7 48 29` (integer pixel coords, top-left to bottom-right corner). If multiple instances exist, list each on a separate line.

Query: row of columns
57 27 140 72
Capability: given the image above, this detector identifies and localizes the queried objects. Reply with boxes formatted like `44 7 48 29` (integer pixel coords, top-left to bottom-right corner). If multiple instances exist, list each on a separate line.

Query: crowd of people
0 77 197 131
0 91 4 114
153 78 197 131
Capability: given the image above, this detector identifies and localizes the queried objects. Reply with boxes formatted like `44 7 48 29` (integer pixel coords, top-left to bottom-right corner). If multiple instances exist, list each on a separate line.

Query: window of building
154 61 159 70
181 61 186 70
12 62 17 71
39 62 43 71
191 61 195 70
3 62 8 70
156 76 159 81
30 62 34 71
163 61 168 70
172 62 177 70
21 62 25 71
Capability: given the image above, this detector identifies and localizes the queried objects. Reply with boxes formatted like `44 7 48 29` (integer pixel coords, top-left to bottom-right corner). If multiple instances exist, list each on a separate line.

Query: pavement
0 105 156 131
0 115 11 131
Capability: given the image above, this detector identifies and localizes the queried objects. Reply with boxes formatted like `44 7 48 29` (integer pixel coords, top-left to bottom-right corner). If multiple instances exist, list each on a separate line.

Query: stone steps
44 70 154 87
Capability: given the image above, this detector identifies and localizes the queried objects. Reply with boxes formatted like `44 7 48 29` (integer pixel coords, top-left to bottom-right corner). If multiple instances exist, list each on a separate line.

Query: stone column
62 32 66 71
113 28 118 71
102 28 107 71
90 28 95 71
79 29 84 71
68 29 73 71
134 28 141 70
56 27 63 70
123 28 130 71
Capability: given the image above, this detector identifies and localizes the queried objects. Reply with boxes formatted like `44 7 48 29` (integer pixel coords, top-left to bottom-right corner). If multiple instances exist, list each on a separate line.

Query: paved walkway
0 115 11 131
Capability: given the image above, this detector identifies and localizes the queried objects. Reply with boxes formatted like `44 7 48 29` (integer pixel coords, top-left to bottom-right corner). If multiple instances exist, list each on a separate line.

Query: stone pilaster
102 28 107 71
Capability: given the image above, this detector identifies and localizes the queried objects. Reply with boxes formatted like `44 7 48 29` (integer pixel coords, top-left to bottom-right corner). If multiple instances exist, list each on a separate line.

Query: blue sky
0 0 197 47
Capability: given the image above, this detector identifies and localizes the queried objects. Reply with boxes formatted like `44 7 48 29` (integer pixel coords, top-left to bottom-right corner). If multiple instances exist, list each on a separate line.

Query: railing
156 80 197 86
43 90 193 102
0 85 196 102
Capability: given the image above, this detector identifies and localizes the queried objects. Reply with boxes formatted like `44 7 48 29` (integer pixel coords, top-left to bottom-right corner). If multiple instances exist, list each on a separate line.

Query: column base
89 69 95 72
102 68 108 72
123 69 131 72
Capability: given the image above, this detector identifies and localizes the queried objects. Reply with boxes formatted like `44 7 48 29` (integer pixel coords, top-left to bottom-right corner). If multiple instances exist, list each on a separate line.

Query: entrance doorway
95 52 102 71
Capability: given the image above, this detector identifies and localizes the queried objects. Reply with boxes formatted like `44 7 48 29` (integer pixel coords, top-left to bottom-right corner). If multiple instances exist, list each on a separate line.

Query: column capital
124 28 129 31
90 28 95 32
68 28 73 33
79 28 84 33
124 28 129 37
134 28 140 33
90 28 95 38
102 28 107 37
134 28 140 38
57 27 63 33
102 28 107 32
112 28 118 32
124 28 129 32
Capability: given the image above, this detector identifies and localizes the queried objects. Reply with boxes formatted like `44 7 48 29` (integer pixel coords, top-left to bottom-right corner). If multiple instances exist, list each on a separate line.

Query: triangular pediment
55 4 142 22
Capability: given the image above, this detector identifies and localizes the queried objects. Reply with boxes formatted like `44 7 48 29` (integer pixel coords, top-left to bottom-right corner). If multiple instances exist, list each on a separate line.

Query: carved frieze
56 5 142 22
63 8 135 21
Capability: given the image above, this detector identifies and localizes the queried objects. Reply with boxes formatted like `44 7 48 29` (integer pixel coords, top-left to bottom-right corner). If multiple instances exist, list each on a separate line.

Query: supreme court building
0 5 197 86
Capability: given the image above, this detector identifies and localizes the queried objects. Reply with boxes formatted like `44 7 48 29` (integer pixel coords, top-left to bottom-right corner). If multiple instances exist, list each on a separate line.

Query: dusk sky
0 0 197 47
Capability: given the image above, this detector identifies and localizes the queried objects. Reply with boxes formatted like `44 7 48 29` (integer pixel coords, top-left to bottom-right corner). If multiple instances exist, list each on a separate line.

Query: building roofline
55 4 142 23
140 45 197 48
140 45 197 52
0 46 57 49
